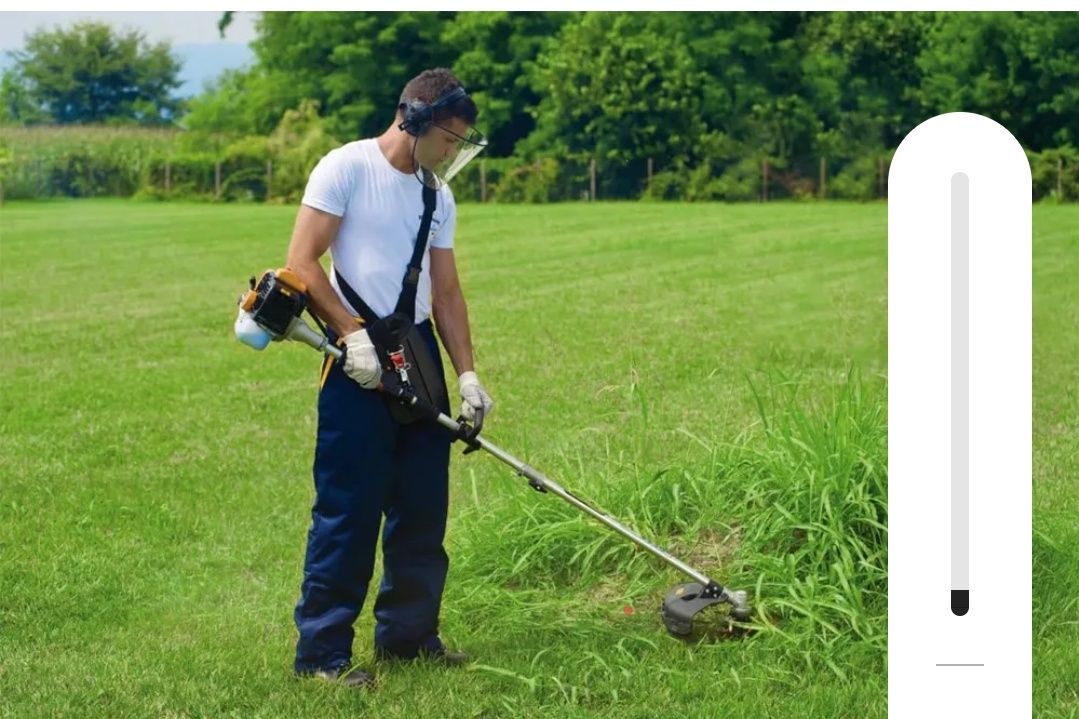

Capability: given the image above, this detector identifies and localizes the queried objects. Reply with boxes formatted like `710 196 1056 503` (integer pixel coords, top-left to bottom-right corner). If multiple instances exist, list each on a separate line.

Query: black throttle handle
457 405 484 454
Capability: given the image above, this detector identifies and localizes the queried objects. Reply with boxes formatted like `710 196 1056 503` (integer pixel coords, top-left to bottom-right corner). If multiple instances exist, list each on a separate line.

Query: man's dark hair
397 67 478 126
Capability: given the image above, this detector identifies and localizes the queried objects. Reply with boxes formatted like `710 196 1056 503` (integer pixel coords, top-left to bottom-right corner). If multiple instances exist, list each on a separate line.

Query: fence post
165 159 172 195
590 157 597 201
762 160 769 202
819 157 827 199
647 157 653 188
480 160 487 203
266 160 273 200
1058 156 1064 200
214 161 221 200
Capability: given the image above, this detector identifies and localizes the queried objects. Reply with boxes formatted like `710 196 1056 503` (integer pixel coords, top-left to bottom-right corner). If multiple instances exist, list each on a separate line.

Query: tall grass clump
718 367 887 656
453 376 737 595
454 365 887 670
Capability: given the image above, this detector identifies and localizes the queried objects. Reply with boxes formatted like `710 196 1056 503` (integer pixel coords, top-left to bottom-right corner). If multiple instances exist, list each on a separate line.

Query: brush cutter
234 268 755 638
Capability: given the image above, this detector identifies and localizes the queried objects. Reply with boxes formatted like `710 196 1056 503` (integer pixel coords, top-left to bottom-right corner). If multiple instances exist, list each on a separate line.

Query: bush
137 152 216 201
3 119 1076 206
1028 146 1079 203
641 167 687 201
135 101 339 202
672 156 762 202
490 157 563 203
451 156 509 203
828 154 883 201
220 135 272 201
263 100 340 204
712 156 765 201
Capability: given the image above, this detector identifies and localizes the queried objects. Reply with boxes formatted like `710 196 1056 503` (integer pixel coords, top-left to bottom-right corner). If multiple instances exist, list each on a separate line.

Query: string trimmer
234 268 755 637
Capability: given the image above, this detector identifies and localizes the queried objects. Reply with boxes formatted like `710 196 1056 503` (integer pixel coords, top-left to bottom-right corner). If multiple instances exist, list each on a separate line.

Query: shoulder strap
394 180 438 320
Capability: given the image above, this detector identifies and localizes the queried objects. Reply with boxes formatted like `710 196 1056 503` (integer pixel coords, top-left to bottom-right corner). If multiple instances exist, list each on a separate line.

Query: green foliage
251 12 458 140
6 11 1079 202
0 141 11 202
138 99 339 202
802 11 936 151
524 13 707 166
263 99 341 203
0 125 176 199
490 157 563 203
828 153 887 201
694 156 764 202
1 70 48 125
725 368 888 650
912 12 1079 150
179 68 268 136
1028 146 1079 203
1 21 182 125
441 12 574 157
137 151 216 201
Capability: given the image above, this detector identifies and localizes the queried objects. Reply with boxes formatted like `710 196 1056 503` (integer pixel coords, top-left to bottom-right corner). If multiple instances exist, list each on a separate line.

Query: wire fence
447 155 896 203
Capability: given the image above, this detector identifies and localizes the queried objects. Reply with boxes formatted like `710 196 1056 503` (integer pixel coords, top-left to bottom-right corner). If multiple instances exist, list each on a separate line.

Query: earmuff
398 86 469 137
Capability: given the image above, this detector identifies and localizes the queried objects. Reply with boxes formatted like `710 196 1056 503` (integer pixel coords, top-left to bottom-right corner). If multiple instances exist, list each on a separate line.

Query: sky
0 11 259 97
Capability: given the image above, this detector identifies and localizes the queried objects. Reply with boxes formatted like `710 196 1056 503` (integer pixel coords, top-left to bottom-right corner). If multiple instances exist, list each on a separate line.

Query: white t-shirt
301 138 456 324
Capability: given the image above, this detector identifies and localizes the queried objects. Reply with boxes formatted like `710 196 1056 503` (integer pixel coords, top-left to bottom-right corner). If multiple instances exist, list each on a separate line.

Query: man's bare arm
430 247 475 376
285 205 359 338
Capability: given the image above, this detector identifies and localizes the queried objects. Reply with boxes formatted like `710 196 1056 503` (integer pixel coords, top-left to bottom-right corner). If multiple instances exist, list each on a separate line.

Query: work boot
374 642 471 667
419 645 471 667
298 664 377 689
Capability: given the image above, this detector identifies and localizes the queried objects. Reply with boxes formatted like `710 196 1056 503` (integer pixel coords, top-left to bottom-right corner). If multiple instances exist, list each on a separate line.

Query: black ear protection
398 85 469 137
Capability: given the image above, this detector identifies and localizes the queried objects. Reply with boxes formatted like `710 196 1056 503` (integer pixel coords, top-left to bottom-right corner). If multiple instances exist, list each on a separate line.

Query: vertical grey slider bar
951 171 970 617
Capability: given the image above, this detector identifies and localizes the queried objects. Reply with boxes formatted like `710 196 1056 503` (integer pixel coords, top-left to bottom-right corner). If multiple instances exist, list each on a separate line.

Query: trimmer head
660 582 753 638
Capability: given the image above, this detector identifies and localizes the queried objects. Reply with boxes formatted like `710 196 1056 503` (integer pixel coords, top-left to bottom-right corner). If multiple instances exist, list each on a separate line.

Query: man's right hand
342 328 382 389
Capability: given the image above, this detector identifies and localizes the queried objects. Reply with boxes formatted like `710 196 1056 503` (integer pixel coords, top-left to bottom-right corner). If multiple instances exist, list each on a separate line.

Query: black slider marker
951 589 969 617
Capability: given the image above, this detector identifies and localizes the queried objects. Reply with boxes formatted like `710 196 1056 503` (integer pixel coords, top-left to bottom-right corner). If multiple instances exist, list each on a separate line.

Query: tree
441 12 574 156
187 12 575 154
912 12 1079 150
1 69 48 125
2 21 181 125
180 9 1079 194
525 13 708 164
801 11 936 155
250 12 458 140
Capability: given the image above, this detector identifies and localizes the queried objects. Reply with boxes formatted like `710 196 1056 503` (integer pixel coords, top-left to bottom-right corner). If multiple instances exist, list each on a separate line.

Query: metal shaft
292 330 720 592
433 414 715 587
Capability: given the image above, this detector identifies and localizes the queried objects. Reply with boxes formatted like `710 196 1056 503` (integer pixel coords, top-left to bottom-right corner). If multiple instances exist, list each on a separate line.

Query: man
285 68 494 689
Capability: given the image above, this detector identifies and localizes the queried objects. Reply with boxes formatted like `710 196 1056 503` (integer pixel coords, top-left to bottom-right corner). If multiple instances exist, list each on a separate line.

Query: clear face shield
410 122 488 190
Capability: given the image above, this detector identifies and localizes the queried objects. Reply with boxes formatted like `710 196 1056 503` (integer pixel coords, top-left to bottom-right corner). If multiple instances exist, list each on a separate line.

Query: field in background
0 200 1073 717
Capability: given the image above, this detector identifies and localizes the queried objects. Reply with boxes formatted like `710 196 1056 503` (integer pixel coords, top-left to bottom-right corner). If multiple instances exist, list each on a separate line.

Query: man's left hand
458 371 494 422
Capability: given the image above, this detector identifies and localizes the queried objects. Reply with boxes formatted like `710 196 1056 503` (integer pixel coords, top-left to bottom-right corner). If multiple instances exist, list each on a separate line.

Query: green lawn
0 199 1072 717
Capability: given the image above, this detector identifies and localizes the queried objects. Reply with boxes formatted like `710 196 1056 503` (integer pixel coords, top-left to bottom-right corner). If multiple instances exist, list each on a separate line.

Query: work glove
458 371 494 423
342 328 382 389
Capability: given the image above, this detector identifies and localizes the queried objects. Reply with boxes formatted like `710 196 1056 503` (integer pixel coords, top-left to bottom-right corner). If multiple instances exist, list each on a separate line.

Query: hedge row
2 126 1077 203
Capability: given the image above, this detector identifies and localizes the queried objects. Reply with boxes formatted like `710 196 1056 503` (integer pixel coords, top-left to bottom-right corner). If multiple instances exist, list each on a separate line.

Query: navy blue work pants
293 319 454 672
